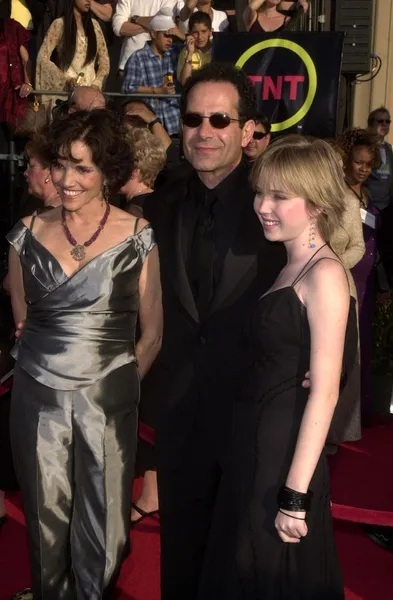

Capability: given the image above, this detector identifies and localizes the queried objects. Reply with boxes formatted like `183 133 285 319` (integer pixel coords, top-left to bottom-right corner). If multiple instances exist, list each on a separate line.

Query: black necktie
190 190 217 316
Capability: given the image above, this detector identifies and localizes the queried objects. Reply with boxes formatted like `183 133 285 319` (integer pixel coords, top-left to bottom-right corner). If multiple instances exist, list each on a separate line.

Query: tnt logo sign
236 39 318 133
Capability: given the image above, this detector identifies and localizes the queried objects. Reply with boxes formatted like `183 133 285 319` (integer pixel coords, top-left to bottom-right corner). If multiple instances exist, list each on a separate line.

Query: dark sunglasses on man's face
253 131 268 140
182 112 240 129
376 118 391 125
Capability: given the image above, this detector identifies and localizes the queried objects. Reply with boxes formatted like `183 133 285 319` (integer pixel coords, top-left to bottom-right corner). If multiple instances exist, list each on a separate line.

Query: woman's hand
275 509 308 543
15 83 33 98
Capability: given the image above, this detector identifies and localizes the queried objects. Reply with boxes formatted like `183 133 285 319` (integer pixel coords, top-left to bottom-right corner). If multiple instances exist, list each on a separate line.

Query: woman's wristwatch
130 15 139 24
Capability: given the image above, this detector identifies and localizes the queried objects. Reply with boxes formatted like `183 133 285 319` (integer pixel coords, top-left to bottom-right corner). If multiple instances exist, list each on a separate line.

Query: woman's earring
103 183 109 202
45 176 50 184
309 219 316 248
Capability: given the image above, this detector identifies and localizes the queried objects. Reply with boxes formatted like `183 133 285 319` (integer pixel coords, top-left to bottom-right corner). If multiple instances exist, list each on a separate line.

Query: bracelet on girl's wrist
278 509 306 521
277 485 313 512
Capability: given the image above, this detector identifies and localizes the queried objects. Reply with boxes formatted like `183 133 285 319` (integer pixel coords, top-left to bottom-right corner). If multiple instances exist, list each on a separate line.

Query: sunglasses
182 112 240 129
253 131 268 140
376 119 391 125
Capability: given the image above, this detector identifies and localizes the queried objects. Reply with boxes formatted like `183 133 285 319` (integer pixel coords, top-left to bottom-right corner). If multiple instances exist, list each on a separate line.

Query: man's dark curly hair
180 63 257 126
45 109 134 195
337 127 381 171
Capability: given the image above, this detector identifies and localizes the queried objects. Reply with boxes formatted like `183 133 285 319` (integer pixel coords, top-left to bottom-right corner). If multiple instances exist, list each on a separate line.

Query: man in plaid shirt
122 9 180 136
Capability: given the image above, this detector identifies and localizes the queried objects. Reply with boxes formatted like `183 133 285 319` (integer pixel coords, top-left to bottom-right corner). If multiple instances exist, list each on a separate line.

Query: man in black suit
143 64 286 600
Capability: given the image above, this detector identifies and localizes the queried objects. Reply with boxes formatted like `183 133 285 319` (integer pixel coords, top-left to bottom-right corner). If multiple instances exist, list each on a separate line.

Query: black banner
212 32 344 138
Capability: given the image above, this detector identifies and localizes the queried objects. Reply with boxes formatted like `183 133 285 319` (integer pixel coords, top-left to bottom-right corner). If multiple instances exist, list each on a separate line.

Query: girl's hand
275 509 308 543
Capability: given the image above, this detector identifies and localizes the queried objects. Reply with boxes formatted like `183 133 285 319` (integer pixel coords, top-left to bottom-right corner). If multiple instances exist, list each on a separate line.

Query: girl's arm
243 0 267 31
286 259 350 492
275 259 350 542
36 19 69 90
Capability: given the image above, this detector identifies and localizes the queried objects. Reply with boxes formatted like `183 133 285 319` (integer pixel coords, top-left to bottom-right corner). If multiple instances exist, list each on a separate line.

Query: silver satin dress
6 219 156 600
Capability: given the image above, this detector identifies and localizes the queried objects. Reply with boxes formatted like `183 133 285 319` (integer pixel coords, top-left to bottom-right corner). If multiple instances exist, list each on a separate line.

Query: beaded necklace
61 202 111 262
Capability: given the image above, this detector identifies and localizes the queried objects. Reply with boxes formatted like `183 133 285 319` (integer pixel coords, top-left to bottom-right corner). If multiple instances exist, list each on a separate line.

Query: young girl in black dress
199 135 358 600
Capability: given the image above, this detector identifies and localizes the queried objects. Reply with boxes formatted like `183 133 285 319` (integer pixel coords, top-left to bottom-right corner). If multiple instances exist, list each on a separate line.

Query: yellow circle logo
236 39 318 132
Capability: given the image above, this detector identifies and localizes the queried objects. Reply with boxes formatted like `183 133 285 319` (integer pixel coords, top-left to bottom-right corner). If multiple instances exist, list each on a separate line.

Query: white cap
149 7 176 31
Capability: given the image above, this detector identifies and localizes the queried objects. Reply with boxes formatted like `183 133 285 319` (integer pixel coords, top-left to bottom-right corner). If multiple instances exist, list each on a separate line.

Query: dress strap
292 257 347 288
29 210 38 232
133 217 140 235
291 244 327 287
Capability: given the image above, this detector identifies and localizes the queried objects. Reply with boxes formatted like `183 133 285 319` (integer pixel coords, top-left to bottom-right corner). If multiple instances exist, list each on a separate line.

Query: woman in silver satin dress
6 110 163 600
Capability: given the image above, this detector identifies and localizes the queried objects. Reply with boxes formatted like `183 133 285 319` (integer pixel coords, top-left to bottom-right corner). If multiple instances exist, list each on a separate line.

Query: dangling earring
103 183 109 203
308 219 316 248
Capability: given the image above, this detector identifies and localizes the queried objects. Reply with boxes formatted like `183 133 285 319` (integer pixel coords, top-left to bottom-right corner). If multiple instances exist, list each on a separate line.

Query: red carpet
2 492 393 600
2 423 393 600
330 423 393 525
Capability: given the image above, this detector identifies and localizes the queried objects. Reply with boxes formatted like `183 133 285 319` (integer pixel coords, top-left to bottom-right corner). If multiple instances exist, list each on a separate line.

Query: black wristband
277 485 313 512
148 118 161 130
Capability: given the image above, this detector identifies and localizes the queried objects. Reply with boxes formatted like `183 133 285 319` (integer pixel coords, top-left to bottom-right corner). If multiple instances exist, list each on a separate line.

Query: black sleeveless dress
198 256 358 600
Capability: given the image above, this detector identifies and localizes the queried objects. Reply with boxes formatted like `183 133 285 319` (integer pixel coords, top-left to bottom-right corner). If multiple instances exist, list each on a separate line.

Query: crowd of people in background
1 1 393 600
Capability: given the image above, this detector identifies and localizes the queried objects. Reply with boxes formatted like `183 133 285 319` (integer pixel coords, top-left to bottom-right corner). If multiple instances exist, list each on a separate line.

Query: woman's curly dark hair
45 109 134 195
337 127 381 170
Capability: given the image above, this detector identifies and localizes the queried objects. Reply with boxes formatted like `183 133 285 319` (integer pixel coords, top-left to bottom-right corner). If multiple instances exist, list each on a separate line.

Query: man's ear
241 120 256 148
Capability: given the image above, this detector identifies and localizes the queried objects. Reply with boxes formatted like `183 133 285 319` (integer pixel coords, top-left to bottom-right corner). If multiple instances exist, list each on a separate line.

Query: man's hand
161 82 176 95
127 103 155 124
186 0 198 9
302 371 310 389
15 321 25 339
168 26 185 40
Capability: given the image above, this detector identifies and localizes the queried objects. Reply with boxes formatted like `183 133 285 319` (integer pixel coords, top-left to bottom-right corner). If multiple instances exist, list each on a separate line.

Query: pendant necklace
61 202 111 262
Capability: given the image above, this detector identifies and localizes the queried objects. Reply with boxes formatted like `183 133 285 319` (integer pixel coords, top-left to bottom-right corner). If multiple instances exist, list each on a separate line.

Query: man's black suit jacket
142 161 286 465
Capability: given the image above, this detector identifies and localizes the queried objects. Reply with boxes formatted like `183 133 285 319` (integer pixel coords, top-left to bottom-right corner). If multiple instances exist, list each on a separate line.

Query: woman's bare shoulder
110 205 149 235
21 207 61 230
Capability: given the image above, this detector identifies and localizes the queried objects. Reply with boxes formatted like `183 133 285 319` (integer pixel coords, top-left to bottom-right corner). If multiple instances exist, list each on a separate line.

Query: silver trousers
10 363 139 600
